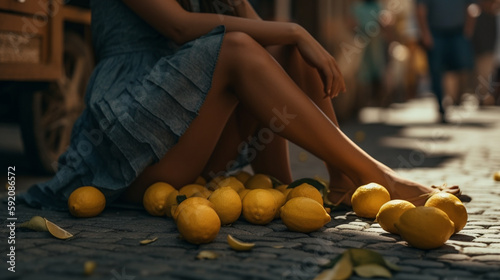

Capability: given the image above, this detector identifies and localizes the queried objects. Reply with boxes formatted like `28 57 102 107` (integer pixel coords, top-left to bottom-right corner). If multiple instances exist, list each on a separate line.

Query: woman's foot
327 169 462 207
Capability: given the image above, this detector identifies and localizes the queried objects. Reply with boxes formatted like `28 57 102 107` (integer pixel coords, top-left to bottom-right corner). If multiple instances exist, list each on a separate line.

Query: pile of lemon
141 172 331 244
351 183 468 250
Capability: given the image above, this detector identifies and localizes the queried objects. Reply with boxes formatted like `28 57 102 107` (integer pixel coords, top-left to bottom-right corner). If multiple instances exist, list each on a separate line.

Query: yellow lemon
68 186 106 218
245 174 273 189
238 189 251 201
267 189 286 218
142 182 176 216
179 184 211 198
351 183 391 218
216 177 245 193
395 206 455 249
376 199 416 234
208 186 242 225
280 197 331 233
172 197 215 220
275 184 288 193
493 171 500 181
176 204 221 244
194 176 207 186
425 192 468 233
286 183 323 205
165 190 180 218
234 170 252 184
242 189 277 225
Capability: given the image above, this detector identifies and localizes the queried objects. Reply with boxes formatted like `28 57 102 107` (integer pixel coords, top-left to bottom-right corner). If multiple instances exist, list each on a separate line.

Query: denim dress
20 0 225 210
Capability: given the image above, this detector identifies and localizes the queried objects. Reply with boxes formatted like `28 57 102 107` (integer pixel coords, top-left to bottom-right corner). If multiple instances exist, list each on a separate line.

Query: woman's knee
221 32 268 67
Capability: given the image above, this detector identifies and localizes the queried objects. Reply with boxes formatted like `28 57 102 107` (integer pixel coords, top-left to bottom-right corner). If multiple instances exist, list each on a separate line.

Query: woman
21 0 459 210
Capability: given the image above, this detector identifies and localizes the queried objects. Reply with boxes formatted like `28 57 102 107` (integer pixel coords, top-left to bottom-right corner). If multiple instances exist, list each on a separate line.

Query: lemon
493 171 500 182
275 184 288 193
227 234 255 251
176 204 221 244
395 206 455 249
209 186 242 225
280 197 331 233
351 183 391 218
267 189 286 218
376 200 416 234
216 176 245 193
238 189 251 201
142 182 176 216
242 189 277 225
172 197 215 220
245 174 273 189
425 192 468 233
234 170 252 184
286 183 323 205
179 184 211 198
194 176 207 186
68 186 106 218
164 190 180 218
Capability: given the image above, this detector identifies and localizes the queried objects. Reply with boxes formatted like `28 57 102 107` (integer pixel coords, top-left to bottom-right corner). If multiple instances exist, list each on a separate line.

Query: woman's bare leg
268 45 356 204
125 32 459 204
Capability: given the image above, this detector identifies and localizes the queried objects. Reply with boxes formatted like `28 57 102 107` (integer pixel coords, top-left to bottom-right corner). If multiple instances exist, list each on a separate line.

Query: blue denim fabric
426 31 473 114
19 0 226 210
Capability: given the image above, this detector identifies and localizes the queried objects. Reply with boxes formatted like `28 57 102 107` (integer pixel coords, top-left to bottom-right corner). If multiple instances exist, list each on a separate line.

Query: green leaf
354 264 392 278
287 178 325 191
176 195 188 204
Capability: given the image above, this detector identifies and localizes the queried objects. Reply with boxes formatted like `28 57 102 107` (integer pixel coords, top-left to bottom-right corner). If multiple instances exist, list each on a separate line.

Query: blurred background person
417 0 476 123
472 0 499 106
351 0 389 108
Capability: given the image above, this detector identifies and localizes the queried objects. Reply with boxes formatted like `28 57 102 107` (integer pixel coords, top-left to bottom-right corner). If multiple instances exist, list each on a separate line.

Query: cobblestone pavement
1 97 500 280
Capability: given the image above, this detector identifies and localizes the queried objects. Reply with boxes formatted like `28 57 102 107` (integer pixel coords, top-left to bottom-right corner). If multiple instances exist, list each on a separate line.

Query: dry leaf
196 250 218 260
272 245 284 249
83 261 97 276
45 218 73 239
18 216 48 232
227 234 255 251
140 237 158 245
354 264 392 278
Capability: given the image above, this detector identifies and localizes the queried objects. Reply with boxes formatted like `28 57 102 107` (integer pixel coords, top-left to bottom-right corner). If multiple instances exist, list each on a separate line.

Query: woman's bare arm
122 0 297 45
233 0 262 20
121 0 345 96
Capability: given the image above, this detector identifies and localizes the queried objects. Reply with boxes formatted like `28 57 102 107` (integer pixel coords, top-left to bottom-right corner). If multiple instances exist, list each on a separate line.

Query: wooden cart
0 0 94 173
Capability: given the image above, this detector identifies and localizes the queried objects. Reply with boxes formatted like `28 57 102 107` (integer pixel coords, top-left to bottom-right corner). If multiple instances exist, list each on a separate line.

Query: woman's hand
294 26 346 98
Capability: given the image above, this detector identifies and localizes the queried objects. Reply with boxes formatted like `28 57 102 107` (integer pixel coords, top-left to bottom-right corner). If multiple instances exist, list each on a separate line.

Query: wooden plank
62 5 91 25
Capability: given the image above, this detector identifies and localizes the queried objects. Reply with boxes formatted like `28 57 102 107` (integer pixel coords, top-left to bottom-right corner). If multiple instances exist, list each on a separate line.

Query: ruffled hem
19 26 226 210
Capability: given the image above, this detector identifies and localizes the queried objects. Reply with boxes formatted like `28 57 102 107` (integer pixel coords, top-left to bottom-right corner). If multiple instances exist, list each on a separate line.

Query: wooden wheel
19 32 93 174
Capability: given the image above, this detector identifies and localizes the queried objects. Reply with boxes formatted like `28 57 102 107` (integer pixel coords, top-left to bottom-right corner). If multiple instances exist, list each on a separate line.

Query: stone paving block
393 273 439 280
448 260 500 272
302 244 344 255
422 268 474 278
334 224 366 231
485 271 500 279
308 232 345 242
264 231 310 239
471 255 500 262
232 223 274 236
463 247 500 255
398 259 446 268
396 265 420 273
426 252 471 261
337 240 365 249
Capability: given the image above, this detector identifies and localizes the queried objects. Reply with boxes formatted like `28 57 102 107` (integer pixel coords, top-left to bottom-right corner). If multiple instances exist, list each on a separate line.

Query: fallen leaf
348 248 399 271
227 234 255 251
354 264 392 278
45 218 73 239
83 261 96 276
18 216 48 232
196 250 218 260
272 245 284 249
314 251 352 280
140 237 158 245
